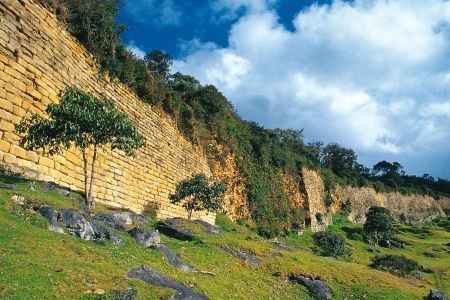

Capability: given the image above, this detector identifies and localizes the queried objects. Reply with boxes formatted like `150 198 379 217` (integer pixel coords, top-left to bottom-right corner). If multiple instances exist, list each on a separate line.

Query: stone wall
0 0 214 223
333 185 446 224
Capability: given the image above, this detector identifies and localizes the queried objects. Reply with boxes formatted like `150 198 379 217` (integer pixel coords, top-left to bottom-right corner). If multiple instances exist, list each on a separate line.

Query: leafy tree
372 160 403 176
16 87 144 209
313 231 351 258
144 49 173 80
321 143 363 177
363 206 395 244
169 173 227 219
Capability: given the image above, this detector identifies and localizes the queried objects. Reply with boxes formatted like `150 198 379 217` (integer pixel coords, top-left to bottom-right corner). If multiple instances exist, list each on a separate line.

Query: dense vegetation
38 0 450 236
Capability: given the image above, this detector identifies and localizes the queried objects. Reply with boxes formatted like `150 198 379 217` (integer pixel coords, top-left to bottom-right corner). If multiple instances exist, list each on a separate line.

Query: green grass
0 174 449 299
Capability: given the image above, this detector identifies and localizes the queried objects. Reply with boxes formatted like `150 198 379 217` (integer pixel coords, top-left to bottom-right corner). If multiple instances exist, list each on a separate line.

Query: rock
190 219 221 236
128 227 160 247
0 183 18 190
271 241 293 252
113 211 134 225
108 230 126 247
90 221 110 241
289 275 332 299
427 290 448 300
11 194 25 205
40 182 71 196
38 205 63 233
219 247 260 267
126 265 208 300
157 219 195 241
152 244 197 272
93 212 127 231
60 210 95 240
133 214 147 225
109 288 137 300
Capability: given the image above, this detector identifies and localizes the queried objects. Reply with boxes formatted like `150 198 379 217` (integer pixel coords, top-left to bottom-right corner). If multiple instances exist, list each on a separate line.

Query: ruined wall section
0 0 214 223
333 185 446 224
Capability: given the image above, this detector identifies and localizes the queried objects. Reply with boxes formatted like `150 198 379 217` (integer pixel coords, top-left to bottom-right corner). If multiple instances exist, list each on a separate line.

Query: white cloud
174 0 450 177
127 41 146 59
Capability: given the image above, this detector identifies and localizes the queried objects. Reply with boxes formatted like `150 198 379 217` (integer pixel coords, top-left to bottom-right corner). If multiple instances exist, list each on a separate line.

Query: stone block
0 98 14 113
0 140 11 152
39 156 54 168
26 151 39 162
3 153 17 164
9 144 27 159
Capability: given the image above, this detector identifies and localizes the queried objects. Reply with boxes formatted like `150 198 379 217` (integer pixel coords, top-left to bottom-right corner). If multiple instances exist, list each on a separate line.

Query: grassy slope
0 174 448 299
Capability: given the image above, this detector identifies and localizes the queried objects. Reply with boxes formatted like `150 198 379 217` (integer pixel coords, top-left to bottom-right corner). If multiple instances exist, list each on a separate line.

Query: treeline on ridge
38 0 450 237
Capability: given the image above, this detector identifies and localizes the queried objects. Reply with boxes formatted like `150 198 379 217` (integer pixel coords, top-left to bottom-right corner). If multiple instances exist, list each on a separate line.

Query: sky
119 0 450 179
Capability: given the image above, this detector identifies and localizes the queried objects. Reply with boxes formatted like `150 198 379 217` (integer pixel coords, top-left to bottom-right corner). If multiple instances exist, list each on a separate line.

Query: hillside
0 173 449 299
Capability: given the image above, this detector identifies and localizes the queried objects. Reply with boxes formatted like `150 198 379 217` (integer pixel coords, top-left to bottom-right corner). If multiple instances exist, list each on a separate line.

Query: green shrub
324 197 333 207
370 254 419 276
313 231 351 258
364 206 395 245
315 212 323 225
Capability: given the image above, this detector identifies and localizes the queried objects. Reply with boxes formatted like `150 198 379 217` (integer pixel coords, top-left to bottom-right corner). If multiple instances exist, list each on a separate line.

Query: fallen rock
133 214 147 225
90 221 110 241
427 289 448 300
271 241 293 252
38 205 63 233
60 210 95 240
109 288 137 300
157 219 195 241
108 230 126 247
128 227 160 247
113 211 134 225
289 275 332 299
93 212 127 231
152 244 197 272
219 247 260 267
0 183 18 190
190 219 221 236
40 182 71 196
126 265 208 300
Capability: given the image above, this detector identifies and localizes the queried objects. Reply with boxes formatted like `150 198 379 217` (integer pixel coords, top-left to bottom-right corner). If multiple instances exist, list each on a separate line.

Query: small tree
363 206 395 245
313 231 351 258
16 87 144 209
169 173 226 219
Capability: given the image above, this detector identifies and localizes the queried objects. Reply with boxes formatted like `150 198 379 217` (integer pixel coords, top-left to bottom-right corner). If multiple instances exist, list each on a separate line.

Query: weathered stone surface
219 247 260 267
152 244 197 272
289 275 332 299
157 219 195 241
60 210 95 240
90 221 110 241
113 211 133 225
126 265 208 300
0 183 18 190
271 241 293 252
128 227 160 247
109 288 137 300
11 194 25 205
93 212 127 231
427 290 448 300
38 205 63 233
108 230 126 247
40 181 71 196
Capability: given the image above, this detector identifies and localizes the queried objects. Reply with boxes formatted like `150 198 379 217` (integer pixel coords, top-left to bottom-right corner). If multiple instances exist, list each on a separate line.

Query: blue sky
119 0 450 179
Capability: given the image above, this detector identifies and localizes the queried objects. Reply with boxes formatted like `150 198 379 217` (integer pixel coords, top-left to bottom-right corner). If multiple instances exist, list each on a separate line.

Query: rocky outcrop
126 265 208 299
128 227 160 247
289 275 332 299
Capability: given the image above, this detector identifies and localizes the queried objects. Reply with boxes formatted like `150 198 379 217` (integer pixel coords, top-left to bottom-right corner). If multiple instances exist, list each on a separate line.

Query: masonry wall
0 0 214 223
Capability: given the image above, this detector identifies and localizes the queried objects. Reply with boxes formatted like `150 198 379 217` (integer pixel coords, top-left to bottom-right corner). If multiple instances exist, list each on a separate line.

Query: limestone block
9 145 27 159
39 156 54 168
0 140 11 152
0 98 14 113
3 153 17 164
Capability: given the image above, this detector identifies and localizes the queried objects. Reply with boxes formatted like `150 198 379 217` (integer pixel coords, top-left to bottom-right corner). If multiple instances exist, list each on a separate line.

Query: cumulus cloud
127 41 146 59
174 0 450 177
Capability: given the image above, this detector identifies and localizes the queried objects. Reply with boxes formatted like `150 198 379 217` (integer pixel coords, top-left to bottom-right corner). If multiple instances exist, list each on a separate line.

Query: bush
313 231 351 258
370 254 419 276
315 212 323 225
363 206 395 245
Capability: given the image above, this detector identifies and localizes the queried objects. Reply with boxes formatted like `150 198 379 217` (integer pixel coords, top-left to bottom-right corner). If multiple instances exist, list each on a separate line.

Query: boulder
0 183 18 190
40 182 71 196
152 244 197 272
113 211 134 225
133 214 147 225
271 241 293 252
93 212 127 231
427 290 448 300
219 247 260 267
109 288 137 300
289 275 332 299
60 210 95 240
11 194 25 205
90 221 110 241
108 230 126 247
126 265 208 300
157 219 195 241
128 227 160 247
38 205 63 233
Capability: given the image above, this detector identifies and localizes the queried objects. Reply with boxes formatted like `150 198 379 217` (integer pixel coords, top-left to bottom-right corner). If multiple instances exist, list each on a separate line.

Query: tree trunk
82 149 89 205
88 146 97 210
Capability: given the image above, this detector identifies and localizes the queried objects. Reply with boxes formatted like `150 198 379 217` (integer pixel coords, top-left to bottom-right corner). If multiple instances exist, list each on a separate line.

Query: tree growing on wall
169 173 227 219
16 87 144 209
